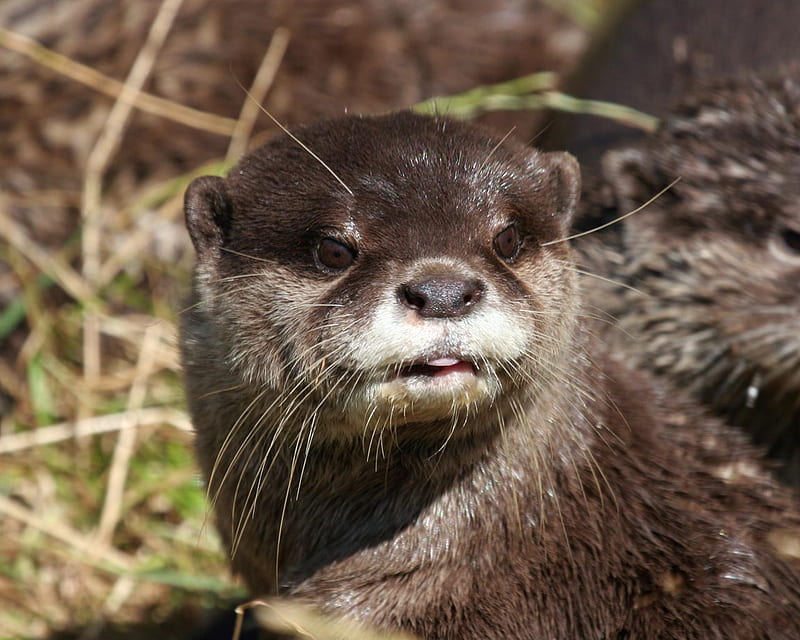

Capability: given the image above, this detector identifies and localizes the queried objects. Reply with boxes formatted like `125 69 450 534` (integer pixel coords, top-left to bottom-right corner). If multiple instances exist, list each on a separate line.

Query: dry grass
1 3 251 635
0 1 625 637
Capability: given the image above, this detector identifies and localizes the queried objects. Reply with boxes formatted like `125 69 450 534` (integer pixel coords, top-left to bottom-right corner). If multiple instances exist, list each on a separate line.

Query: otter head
184 112 580 444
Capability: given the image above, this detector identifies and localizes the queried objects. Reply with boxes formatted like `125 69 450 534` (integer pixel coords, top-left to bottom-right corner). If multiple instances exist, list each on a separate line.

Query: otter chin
181 111 800 639
365 356 487 430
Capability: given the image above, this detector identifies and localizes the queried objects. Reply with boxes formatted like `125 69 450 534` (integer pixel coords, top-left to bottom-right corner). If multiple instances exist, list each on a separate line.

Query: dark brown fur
577 68 800 483
181 112 800 639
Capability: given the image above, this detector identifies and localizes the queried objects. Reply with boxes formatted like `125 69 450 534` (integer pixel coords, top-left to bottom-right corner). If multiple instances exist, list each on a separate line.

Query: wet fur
181 112 800 638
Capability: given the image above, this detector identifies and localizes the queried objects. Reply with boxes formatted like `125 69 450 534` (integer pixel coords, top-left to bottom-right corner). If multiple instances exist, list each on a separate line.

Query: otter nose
399 277 484 318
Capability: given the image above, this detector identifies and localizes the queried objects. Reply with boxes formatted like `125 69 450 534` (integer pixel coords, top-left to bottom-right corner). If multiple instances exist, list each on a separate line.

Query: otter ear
184 175 233 264
543 151 581 233
601 148 662 213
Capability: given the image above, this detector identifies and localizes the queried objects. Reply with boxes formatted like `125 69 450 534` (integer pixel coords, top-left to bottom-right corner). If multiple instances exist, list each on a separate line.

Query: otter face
184 112 579 441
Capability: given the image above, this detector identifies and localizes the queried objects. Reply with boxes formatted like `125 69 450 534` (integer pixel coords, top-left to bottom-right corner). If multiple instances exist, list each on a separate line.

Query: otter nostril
402 285 428 311
462 287 482 307
400 278 484 318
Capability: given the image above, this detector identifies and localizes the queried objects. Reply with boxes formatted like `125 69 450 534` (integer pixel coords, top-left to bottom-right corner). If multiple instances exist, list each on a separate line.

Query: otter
181 111 800 639
572 68 800 484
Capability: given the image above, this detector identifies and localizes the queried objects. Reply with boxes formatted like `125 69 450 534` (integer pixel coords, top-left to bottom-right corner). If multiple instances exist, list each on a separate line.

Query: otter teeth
427 357 461 367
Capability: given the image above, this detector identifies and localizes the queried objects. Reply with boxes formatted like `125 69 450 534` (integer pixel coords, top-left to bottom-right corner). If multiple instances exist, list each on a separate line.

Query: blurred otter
539 0 800 482
577 69 800 483
181 111 800 639
544 0 800 168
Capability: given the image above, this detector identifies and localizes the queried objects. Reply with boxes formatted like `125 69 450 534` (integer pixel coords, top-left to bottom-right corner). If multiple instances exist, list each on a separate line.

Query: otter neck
219 347 598 594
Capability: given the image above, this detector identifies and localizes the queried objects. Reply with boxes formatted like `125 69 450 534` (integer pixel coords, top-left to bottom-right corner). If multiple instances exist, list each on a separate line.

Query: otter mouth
395 357 477 379
371 356 490 422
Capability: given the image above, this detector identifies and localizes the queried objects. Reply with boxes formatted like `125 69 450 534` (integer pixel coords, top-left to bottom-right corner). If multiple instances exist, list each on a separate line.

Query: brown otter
574 68 800 484
181 111 800 639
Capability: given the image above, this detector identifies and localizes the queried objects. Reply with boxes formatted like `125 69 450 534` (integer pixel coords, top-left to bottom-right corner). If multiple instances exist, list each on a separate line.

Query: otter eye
316 237 355 271
494 225 520 261
779 228 800 254
769 226 800 263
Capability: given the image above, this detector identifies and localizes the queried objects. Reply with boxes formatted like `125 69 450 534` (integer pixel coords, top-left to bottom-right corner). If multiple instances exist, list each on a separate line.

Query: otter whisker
480 125 516 168
556 260 649 297
220 246 272 263
363 403 382 463
272 423 309 586
236 84 353 196
218 271 272 283
514 305 617 323
541 177 681 247
300 302 348 309
177 281 267 315
194 382 247 400
296 411 320 500
294 366 361 497
207 386 270 510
